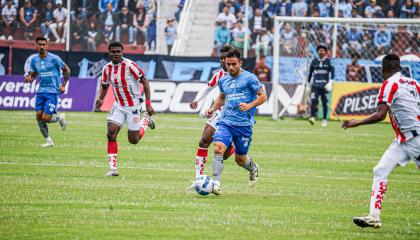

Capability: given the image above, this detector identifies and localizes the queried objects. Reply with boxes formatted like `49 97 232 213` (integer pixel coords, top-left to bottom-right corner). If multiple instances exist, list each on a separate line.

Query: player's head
382 54 401 80
219 44 234 71
316 45 328 58
351 52 360 63
108 42 124 64
35 37 48 55
225 49 242 77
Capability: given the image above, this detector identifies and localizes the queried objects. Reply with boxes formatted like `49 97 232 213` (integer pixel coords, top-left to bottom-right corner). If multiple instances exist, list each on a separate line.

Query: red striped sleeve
120 62 134 106
208 71 220 87
387 83 398 104
129 66 139 81
377 80 388 103
131 62 144 78
101 66 108 84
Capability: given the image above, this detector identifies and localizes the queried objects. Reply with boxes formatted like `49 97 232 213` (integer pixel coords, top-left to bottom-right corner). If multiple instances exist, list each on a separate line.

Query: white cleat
143 112 155 129
308 117 315 125
321 119 327 127
41 141 54 148
105 169 119 177
212 182 222 195
353 215 382 228
58 113 67 130
249 164 259 187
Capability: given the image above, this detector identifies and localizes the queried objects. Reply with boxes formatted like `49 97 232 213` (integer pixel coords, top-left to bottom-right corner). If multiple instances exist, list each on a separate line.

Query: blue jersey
29 53 65 94
218 70 262 126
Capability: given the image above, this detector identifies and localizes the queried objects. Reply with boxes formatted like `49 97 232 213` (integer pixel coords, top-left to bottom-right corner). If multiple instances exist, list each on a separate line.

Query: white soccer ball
194 175 214 196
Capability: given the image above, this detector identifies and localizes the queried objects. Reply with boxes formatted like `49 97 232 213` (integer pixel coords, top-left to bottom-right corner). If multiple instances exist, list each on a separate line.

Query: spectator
342 26 363 56
214 20 231 49
164 18 176 55
346 52 365 82
239 0 253 20
71 13 86 47
318 0 333 17
361 32 375 58
352 0 365 16
50 0 68 43
115 5 135 45
71 0 97 20
259 0 276 18
291 0 308 17
85 21 99 51
40 1 54 40
364 0 382 18
174 0 184 22
99 0 119 12
119 0 137 11
401 0 416 18
0 0 16 40
133 6 148 46
236 11 245 22
374 25 392 55
250 8 269 42
338 0 352 18
280 22 297 55
147 13 156 51
99 2 116 41
275 0 292 17
216 6 236 29
351 8 362 18
253 55 271 82
0 0 17 8
383 0 401 18
19 0 38 41
253 28 271 58
103 22 114 44
231 20 251 53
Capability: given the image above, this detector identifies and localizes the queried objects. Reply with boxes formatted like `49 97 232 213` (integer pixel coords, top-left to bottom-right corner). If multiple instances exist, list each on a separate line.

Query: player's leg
194 124 215 178
105 104 124 176
353 141 409 228
309 87 319 125
223 144 235 160
212 123 232 195
35 93 53 147
231 126 259 187
41 93 66 130
320 88 328 127
127 109 155 144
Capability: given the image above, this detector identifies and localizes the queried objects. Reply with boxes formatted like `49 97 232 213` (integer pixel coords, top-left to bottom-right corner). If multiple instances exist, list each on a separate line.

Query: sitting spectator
71 0 97 20
280 22 297 55
352 0 365 16
115 5 135 45
99 0 119 12
0 0 16 40
291 0 307 17
342 27 363 56
119 0 138 11
339 0 352 18
0 0 17 8
99 2 116 42
401 0 416 18
164 18 176 55
19 0 38 40
216 6 236 29
238 0 253 20
346 52 365 82
250 9 269 42
50 0 68 43
85 21 99 51
259 0 276 18
231 20 251 53
174 0 184 22
253 28 271 57
374 25 392 55
133 6 148 46
71 13 86 47
147 13 156 51
318 0 333 17
236 11 245 22
351 8 362 18
275 0 292 17
103 22 114 45
253 55 271 82
361 32 374 59
364 0 382 18
40 1 54 40
383 0 400 18
214 20 231 51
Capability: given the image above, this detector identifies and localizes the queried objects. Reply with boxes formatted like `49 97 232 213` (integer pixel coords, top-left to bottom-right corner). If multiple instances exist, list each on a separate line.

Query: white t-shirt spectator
291 1 307 17
1 4 16 22
53 7 68 22
339 2 352 18
216 12 236 29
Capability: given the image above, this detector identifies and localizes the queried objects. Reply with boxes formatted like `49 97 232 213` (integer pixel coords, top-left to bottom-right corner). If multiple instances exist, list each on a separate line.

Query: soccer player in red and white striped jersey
342 54 420 228
188 45 235 180
96 42 156 177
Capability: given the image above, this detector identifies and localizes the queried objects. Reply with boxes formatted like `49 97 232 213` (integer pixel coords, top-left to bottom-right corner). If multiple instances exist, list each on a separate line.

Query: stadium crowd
214 0 420 59
0 0 157 51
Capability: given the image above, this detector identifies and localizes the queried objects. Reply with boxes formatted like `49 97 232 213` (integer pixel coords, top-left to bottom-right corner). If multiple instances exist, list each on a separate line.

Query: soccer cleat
212 182 222 195
321 119 327 127
58 113 67 130
249 164 259 187
105 169 119 177
41 141 54 148
143 112 155 129
353 215 382 228
308 117 315 125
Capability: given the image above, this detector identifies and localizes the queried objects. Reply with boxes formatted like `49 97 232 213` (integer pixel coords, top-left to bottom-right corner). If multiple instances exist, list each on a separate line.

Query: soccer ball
193 175 214 196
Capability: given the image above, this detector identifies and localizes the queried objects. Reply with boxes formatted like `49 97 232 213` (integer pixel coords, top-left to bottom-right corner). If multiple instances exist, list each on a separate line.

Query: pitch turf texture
0 111 419 239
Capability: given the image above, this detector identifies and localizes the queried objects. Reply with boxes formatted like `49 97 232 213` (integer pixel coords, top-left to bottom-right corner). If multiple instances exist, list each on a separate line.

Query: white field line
0 161 418 184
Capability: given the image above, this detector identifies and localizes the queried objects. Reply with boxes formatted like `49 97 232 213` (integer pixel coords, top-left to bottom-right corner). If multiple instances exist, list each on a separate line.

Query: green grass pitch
0 111 419 239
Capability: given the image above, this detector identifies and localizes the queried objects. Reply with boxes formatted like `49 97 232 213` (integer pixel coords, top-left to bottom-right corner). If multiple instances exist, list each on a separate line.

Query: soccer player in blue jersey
24 37 70 147
205 49 267 195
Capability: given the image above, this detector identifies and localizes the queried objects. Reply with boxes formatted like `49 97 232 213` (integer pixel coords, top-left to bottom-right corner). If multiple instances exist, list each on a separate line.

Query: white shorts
107 102 142 131
382 136 420 167
206 109 222 129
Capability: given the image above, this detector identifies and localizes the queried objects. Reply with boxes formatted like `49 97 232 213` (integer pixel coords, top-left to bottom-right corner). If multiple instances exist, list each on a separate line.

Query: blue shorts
35 93 59 115
214 122 252 155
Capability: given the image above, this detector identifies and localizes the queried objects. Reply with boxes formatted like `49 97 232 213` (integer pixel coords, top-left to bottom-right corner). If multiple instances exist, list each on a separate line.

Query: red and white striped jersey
377 72 420 143
101 58 145 107
208 69 227 88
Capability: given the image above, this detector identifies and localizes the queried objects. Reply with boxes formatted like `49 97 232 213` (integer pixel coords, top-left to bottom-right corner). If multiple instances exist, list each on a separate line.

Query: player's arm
95 84 109 109
307 61 314 83
190 85 214 109
59 64 71 93
140 76 155 116
342 103 389 129
206 93 226 118
239 87 267 111
24 72 37 83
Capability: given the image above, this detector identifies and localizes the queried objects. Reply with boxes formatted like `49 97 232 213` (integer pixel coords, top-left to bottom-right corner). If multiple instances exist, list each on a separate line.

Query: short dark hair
108 42 124 51
220 44 234 54
382 54 401 72
350 52 360 59
36 36 48 43
316 45 328 51
226 48 241 59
